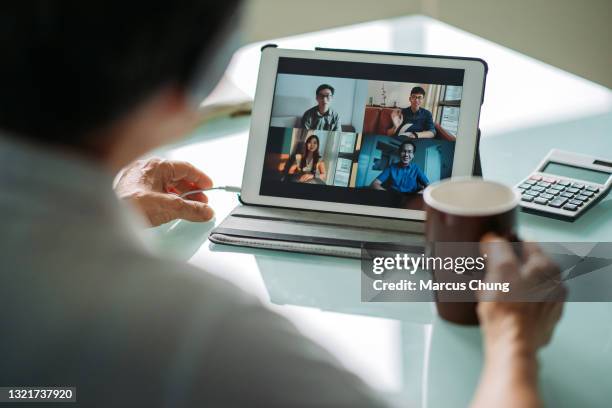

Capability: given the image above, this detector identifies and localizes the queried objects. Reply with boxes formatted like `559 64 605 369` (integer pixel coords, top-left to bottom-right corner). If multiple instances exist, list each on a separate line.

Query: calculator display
542 162 611 184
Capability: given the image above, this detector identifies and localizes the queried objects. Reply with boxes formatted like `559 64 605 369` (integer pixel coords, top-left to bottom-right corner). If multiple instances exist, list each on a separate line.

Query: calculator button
525 191 539 197
585 185 599 192
519 183 532 189
540 193 554 200
557 180 570 186
550 184 564 190
542 177 557 183
580 191 595 198
562 204 578 211
521 195 534 202
574 194 589 201
545 189 559 195
566 187 580 193
571 183 585 189
531 186 545 192
548 198 568 208
568 199 584 206
537 181 551 187
559 192 574 198
524 179 537 185
530 175 542 181
534 197 549 205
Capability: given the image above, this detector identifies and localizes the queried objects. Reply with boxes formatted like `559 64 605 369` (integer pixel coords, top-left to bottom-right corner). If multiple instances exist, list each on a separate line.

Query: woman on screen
288 135 327 184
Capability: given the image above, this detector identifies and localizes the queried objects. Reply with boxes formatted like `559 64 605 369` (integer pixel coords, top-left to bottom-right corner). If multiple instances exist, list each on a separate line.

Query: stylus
179 186 242 198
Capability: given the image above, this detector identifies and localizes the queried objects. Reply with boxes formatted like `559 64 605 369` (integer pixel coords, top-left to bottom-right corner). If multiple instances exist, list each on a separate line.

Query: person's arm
317 161 327 182
387 109 403 136
370 168 390 190
198 299 388 407
472 236 565 408
416 167 430 189
114 158 214 226
414 110 436 138
473 325 541 408
414 130 435 138
332 112 341 131
301 110 312 129
288 164 298 175
370 179 385 190
288 154 301 175
370 167 390 190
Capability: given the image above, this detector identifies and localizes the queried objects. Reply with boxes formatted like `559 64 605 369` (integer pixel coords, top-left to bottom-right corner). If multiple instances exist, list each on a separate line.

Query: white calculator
516 149 612 221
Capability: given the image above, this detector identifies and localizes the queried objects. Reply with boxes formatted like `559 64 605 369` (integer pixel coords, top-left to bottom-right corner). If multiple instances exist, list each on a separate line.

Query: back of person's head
0 1 242 150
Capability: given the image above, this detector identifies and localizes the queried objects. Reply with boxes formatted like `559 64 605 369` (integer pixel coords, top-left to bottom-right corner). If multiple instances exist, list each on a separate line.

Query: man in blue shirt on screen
370 141 430 193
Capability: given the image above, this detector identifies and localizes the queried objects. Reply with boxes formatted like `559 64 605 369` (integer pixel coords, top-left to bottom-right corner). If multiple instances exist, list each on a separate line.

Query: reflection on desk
150 15 612 408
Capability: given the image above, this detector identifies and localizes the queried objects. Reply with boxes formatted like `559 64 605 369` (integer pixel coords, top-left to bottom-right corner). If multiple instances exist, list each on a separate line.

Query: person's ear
144 84 197 140
100 84 196 172
157 84 191 117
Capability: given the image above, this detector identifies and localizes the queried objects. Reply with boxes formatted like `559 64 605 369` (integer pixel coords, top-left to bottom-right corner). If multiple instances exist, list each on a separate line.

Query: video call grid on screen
260 57 465 210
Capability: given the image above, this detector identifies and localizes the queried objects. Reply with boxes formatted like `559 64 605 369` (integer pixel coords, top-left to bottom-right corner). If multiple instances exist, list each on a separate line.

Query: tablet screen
259 57 465 210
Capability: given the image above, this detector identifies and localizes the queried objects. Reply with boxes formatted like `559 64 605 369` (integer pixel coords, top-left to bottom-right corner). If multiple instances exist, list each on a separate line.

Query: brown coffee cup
423 177 520 325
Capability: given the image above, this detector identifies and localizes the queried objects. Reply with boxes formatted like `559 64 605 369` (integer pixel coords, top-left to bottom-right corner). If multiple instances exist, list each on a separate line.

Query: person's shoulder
121 252 256 311
304 105 318 114
422 108 433 116
380 164 393 173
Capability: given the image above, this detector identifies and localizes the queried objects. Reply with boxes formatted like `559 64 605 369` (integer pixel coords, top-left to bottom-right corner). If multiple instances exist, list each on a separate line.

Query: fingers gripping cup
423 178 521 325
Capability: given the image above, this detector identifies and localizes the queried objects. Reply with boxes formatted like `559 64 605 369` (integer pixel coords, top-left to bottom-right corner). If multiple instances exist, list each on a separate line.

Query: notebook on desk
210 46 486 257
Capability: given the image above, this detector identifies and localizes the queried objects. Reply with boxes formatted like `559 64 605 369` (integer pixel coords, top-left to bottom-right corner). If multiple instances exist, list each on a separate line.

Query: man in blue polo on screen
387 86 435 138
370 141 430 193
301 84 341 131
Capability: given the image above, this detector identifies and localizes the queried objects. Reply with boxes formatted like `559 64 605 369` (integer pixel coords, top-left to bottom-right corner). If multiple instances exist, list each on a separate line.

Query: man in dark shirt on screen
301 84 341 131
386 86 435 138
370 141 429 193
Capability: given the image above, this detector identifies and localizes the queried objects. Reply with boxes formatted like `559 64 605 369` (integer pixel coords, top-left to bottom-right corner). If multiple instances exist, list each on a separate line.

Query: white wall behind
243 0 612 88
272 74 357 127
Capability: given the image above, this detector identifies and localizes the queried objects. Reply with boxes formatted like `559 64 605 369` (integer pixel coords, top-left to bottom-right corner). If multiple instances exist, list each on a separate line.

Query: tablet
241 46 487 220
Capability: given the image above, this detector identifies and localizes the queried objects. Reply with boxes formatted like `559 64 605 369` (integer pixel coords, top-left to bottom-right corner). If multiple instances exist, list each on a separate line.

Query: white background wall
243 0 612 89
271 74 368 132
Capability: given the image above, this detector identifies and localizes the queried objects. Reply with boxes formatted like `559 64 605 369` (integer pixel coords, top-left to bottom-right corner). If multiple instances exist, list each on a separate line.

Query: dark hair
300 135 321 174
316 84 335 96
410 86 426 96
0 1 241 147
399 141 416 153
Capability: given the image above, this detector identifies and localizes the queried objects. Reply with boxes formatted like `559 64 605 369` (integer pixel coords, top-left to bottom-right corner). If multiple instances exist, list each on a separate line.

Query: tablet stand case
210 204 426 258
209 47 486 258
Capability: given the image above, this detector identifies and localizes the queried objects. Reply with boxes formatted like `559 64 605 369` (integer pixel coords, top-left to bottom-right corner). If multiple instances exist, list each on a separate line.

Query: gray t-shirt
0 135 386 407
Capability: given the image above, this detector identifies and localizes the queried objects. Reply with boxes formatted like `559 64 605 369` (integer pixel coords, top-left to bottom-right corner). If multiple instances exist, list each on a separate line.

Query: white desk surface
148 16 612 408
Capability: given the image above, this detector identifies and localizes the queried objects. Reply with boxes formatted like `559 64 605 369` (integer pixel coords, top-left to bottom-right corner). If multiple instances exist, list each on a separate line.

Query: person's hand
478 234 566 354
114 158 214 227
298 173 314 182
391 109 403 129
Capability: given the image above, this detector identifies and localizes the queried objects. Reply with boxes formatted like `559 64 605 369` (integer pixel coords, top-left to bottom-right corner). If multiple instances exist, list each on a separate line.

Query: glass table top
148 15 612 408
